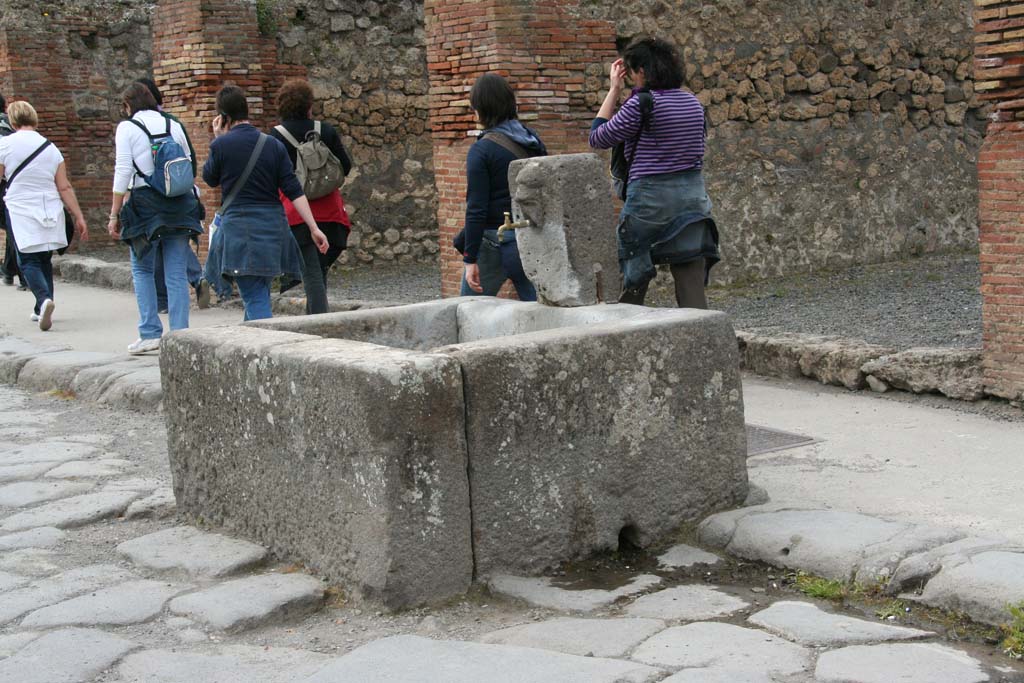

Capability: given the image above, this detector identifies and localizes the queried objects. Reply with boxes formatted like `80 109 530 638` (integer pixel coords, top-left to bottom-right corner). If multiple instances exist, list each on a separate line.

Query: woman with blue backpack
108 82 202 355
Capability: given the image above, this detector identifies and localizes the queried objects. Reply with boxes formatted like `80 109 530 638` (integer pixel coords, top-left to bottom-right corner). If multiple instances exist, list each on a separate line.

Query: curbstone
861 347 984 401
16 351 125 395
736 331 893 390
54 255 134 292
0 337 69 384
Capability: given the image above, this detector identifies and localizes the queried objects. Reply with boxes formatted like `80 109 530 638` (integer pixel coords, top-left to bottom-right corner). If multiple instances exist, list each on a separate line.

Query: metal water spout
496 211 531 243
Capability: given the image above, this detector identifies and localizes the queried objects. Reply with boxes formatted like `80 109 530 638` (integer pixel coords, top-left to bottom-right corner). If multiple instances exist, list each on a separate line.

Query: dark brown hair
622 37 685 90
470 73 517 130
216 85 248 122
121 82 158 116
277 79 314 121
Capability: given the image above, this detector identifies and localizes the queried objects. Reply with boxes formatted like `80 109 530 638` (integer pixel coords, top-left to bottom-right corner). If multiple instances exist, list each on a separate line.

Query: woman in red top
269 79 352 314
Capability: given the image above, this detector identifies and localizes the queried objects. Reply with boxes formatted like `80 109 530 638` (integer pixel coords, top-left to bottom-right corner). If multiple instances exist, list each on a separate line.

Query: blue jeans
459 230 536 301
236 275 272 321
155 240 203 310
15 249 53 315
130 235 191 340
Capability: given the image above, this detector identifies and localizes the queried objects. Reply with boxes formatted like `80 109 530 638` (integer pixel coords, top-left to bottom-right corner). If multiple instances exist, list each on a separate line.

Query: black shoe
16 283 27 291
2 275 12 286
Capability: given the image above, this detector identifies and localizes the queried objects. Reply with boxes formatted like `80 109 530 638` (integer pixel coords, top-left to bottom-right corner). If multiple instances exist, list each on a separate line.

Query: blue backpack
128 116 194 197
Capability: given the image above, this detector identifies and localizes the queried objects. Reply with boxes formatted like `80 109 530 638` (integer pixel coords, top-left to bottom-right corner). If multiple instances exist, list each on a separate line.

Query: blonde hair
7 101 38 128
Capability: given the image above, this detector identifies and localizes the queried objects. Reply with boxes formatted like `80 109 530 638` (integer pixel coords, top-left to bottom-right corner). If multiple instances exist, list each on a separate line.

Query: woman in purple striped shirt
589 38 720 308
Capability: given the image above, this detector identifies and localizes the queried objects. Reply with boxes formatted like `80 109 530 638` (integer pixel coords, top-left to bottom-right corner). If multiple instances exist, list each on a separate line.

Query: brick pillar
152 0 305 257
424 1 617 297
974 1 1024 402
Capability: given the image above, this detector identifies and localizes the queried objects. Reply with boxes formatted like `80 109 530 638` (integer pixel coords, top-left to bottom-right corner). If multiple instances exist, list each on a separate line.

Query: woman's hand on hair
609 58 627 93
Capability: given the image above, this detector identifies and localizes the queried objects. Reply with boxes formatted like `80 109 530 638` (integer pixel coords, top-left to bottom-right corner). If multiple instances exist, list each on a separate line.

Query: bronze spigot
496 211 531 242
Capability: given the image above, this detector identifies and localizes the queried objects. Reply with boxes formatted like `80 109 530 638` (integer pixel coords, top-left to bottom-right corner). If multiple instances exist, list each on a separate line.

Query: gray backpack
273 121 344 200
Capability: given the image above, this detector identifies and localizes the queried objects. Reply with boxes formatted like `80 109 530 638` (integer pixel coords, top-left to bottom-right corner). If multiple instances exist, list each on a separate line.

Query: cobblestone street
0 383 1021 682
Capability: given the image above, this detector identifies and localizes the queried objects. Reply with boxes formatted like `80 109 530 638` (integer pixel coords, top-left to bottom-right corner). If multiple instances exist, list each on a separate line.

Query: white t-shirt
113 110 191 194
0 129 66 253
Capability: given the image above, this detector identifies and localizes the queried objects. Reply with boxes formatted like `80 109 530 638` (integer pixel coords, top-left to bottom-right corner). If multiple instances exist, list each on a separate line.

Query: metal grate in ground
746 424 817 457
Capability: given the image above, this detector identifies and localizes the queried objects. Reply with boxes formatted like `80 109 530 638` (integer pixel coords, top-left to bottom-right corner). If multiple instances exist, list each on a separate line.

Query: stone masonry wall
272 0 438 268
579 0 989 283
973 0 1024 401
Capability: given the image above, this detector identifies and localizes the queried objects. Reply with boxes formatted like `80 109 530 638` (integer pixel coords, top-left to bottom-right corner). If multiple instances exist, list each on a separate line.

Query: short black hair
121 82 159 116
0 93 6 112
216 85 248 122
470 73 517 130
135 78 162 107
622 38 685 90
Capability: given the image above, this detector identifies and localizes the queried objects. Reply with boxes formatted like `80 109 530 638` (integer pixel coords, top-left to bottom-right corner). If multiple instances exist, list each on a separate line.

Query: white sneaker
38 299 54 331
127 337 161 355
29 313 39 322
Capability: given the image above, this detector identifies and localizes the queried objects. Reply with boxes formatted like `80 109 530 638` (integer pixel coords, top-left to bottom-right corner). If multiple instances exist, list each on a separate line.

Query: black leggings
618 258 707 309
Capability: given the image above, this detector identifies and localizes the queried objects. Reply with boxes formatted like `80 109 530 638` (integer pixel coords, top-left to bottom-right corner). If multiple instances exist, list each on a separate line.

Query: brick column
974 1 1024 401
152 0 304 256
424 1 616 297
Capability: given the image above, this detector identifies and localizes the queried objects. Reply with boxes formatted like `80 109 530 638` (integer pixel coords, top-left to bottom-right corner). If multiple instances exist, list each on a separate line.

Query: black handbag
610 89 654 201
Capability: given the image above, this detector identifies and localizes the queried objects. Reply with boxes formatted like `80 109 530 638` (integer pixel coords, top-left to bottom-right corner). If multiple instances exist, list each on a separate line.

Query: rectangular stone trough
161 299 748 609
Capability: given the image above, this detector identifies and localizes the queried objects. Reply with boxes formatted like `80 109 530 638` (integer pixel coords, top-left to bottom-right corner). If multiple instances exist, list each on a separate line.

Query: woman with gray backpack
269 79 351 315
108 82 202 355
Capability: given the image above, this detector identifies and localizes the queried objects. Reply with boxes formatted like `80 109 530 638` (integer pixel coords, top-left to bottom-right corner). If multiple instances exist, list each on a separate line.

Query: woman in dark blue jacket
202 86 327 321
461 73 546 300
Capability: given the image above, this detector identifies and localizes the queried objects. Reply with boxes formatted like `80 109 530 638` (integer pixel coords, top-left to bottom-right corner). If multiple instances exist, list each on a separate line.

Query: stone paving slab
115 645 333 683
488 574 662 612
0 441 99 466
479 617 666 658
0 527 65 550
623 585 749 621
0 490 141 532
0 549 60 576
21 579 187 628
662 670 777 683
0 627 136 683
916 550 1024 625
44 459 133 479
168 573 324 632
0 564 135 624
16 351 125 394
124 488 176 520
699 507 964 584
0 410 55 428
747 601 934 647
117 526 268 578
657 544 722 569
0 462 61 483
0 631 41 656
815 643 989 683
0 571 29 593
0 338 67 384
0 480 94 507
302 635 664 683
629 622 812 676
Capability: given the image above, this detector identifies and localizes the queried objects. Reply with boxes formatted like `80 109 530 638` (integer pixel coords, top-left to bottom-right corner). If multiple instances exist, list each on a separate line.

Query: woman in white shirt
0 101 88 331
107 82 203 355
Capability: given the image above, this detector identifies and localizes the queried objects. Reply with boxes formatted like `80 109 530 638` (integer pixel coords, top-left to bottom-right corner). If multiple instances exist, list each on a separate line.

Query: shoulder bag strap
274 124 302 149
485 132 531 160
627 90 654 161
219 133 268 214
3 140 52 197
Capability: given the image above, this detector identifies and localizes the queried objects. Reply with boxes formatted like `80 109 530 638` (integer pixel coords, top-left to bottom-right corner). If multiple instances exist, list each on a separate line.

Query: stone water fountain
161 153 748 609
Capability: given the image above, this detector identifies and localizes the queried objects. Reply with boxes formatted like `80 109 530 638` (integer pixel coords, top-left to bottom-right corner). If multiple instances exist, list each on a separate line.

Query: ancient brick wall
0 0 153 247
973 0 1024 401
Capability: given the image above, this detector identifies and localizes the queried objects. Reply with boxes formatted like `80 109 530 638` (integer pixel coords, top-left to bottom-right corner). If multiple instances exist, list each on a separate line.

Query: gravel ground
322 250 983 350
79 246 984 350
